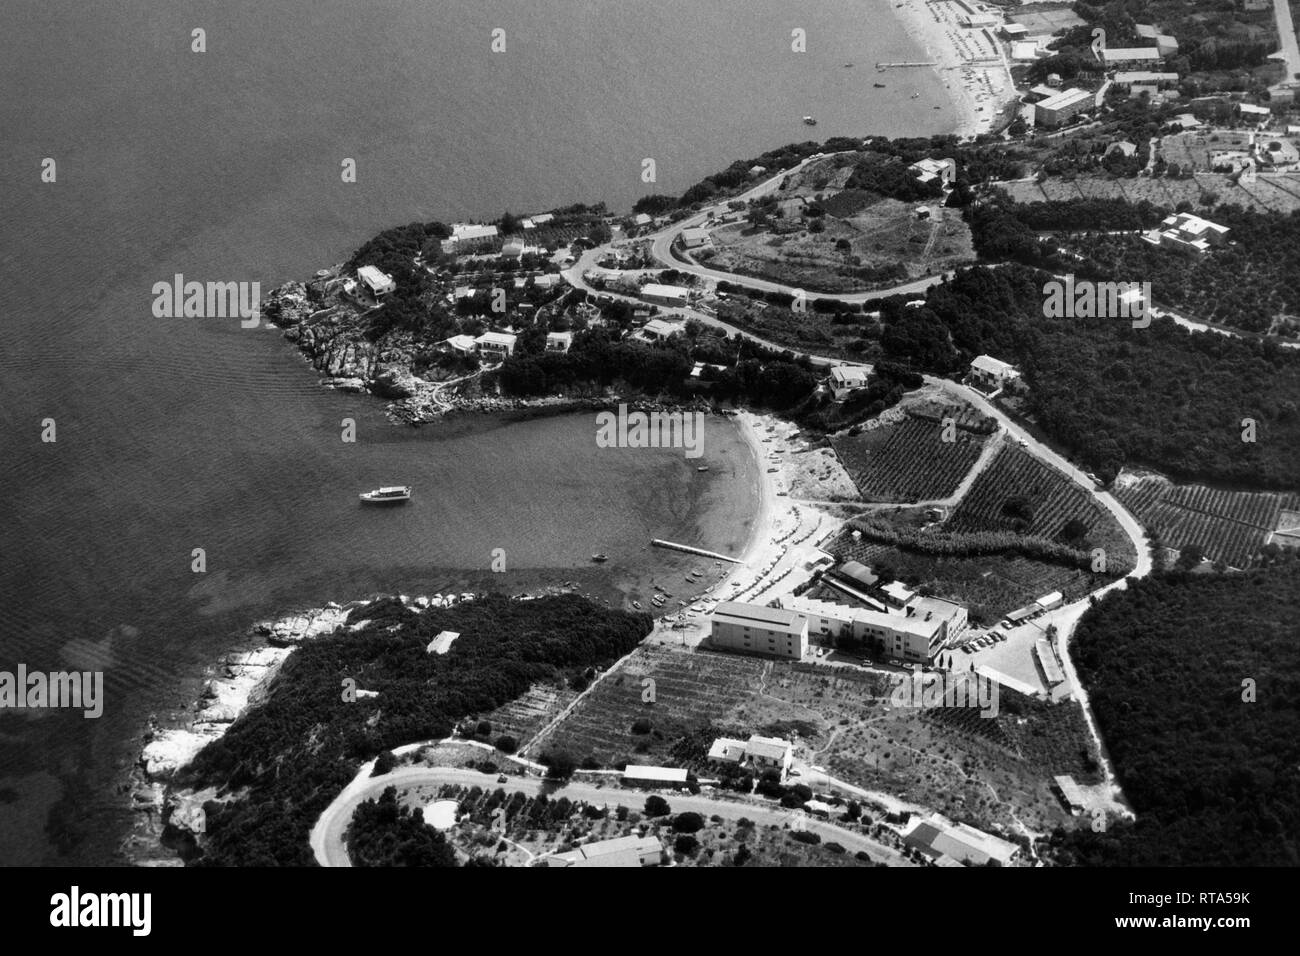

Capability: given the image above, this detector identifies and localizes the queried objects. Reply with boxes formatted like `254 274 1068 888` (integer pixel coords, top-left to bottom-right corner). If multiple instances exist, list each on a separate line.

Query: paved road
1274 0 1300 83
312 764 909 867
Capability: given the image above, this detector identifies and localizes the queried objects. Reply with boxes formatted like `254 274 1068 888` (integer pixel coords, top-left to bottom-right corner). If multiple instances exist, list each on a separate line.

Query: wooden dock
651 539 742 564
876 61 938 69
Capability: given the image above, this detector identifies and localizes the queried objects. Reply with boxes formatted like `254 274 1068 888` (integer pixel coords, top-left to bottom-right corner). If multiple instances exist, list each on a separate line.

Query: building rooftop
623 765 689 783
746 735 793 761
475 331 518 347
1036 87 1094 111
970 354 1018 377
711 601 806 633
641 282 690 299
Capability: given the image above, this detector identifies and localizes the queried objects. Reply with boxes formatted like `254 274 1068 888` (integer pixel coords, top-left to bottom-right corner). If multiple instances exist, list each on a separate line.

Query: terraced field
1113 471 1300 568
533 645 772 769
948 445 1134 563
832 416 990 503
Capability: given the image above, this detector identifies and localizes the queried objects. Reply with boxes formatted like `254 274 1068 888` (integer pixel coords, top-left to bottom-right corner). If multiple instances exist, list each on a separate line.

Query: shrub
790 830 821 845
494 735 518 754
644 795 671 818
674 834 700 855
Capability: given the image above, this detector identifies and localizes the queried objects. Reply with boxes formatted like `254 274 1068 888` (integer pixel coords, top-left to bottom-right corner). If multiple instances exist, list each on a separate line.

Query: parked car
497 774 508 783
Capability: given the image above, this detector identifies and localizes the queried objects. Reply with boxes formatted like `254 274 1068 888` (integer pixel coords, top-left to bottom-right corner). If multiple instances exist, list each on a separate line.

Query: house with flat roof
474 330 518 361
829 364 871 400
708 601 809 660
969 354 1020 391
356 265 396 298
546 330 573 353
640 283 690 308
1142 212 1229 254
909 157 952 184
635 317 685 344
548 834 665 867
444 334 477 354
500 238 526 259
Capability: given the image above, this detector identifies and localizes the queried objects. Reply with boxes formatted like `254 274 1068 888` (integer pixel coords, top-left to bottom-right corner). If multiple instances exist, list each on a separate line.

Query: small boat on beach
591 553 608 562
802 115 817 125
632 601 642 610
359 486 411 504
697 466 709 472
873 82 886 88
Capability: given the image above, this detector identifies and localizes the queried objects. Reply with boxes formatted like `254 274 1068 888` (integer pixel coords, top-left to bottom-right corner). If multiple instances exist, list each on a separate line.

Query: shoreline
886 0 1017 139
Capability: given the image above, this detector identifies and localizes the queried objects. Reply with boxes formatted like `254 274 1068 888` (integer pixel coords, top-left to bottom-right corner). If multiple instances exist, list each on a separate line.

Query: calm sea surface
0 0 954 864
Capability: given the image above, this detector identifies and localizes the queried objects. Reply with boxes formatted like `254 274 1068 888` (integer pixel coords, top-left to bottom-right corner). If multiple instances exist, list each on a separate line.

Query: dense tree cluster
1049 559 1300 865
886 265 1300 487
181 594 649 865
346 786 457 867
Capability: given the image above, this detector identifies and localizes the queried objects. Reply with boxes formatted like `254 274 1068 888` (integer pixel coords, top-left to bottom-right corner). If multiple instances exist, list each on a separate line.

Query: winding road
311 763 909 867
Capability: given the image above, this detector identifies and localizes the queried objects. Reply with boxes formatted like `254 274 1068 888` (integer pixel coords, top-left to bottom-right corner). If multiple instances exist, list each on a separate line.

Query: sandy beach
649 411 852 648
887 0 1018 139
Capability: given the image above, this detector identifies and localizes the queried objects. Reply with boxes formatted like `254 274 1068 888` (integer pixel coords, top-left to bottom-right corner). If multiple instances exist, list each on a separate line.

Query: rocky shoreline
264 274 717 426
122 585 590 865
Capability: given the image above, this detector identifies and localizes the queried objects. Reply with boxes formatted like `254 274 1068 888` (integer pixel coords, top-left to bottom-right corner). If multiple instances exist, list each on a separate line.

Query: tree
371 750 396 777
672 811 705 833
494 735 518 754
542 750 578 781
674 834 700 855
644 795 671 818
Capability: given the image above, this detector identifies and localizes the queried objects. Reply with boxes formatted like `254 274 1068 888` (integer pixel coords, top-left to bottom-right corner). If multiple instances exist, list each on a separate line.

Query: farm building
1034 591 1064 612
1034 88 1094 128
708 601 809 660
622 765 690 788
1035 638 1066 686
1054 775 1086 814
969 354 1021 390
640 283 691 307
903 813 1020 866
548 835 665 867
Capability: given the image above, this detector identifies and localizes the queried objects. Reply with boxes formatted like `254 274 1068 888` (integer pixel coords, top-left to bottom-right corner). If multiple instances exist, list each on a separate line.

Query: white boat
359 485 411 503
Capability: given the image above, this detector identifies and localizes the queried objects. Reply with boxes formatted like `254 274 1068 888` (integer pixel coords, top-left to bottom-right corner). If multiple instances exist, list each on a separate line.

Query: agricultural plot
948 445 1135 563
1113 470 1299 567
473 683 578 746
831 415 990 503
534 645 773 769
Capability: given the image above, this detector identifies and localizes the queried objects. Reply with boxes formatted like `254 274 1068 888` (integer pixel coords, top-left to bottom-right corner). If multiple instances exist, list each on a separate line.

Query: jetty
876 61 938 69
651 539 742 564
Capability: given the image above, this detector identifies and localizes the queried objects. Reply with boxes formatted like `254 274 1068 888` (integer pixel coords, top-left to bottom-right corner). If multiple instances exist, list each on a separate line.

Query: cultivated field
472 683 578 746
533 641 1093 838
1112 470 1300 567
948 444 1136 563
997 171 1297 214
831 409 993 503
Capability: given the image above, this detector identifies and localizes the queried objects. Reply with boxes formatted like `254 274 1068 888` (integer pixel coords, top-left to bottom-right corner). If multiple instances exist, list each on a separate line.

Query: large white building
708 601 809 660
904 813 1020 867
780 594 964 664
548 834 665 867
1142 212 1229 254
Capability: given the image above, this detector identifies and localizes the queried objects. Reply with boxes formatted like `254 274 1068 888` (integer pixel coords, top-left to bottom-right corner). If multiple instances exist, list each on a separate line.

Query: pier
875 61 939 69
651 539 742 564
